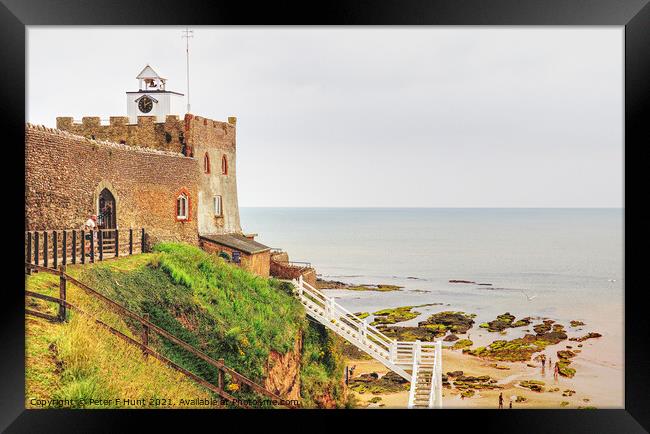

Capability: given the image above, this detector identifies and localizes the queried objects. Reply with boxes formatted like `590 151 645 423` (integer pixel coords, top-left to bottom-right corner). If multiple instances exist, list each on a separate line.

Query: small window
214 195 222 216
222 155 228 175
176 193 188 220
204 153 211 174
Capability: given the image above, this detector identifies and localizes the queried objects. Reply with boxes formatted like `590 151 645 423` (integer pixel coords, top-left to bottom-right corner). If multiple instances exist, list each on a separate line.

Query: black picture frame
2 0 647 432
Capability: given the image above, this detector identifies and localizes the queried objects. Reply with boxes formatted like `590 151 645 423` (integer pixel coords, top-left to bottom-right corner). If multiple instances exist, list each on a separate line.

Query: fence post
115 229 119 257
142 313 150 358
34 232 39 267
90 231 95 263
26 232 32 275
52 231 58 269
80 230 86 264
62 230 67 266
98 230 104 261
58 264 67 322
72 230 77 264
43 232 48 268
141 228 145 253
129 228 133 255
217 359 225 390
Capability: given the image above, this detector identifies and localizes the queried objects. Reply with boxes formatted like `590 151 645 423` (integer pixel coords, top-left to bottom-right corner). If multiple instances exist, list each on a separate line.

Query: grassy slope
25 268 212 409
26 243 347 408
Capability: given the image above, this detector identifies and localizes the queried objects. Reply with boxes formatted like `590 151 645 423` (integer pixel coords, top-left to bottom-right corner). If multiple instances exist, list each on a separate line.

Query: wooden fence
25 228 146 271
24 262 298 409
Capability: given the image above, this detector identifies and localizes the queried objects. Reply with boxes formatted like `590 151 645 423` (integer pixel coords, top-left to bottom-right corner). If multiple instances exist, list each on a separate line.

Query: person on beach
83 214 97 255
509 400 512 409
554 362 560 382
498 392 504 409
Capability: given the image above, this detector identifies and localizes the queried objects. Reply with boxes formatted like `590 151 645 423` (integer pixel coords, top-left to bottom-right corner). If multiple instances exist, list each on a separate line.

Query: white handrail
293 277 443 408
407 340 421 408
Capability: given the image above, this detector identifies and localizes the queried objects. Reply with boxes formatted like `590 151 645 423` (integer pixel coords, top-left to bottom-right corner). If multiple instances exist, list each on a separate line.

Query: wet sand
348 339 622 409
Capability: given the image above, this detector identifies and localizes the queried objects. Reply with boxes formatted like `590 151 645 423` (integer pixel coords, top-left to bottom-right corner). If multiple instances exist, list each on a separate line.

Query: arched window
222 155 228 175
204 152 211 174
176 192 189 221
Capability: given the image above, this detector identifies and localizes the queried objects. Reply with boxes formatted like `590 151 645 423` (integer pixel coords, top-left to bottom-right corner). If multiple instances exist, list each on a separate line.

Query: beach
347 339 622 409
241 207 624 409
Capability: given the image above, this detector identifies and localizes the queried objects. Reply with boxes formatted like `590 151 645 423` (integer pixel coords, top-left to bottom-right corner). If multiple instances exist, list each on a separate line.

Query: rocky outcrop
264 333 302 401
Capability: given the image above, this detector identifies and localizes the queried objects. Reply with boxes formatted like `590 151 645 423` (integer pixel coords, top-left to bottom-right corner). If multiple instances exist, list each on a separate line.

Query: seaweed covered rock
483 312 531 332
519 380 545 392
371 306 420 325
465 328 568 362
570 320 586 327
418 311 476 334
557 350 576 360
444 334 459 342
569 332 602 342
378 325 441 342
452 339 473 350
348 371 410 395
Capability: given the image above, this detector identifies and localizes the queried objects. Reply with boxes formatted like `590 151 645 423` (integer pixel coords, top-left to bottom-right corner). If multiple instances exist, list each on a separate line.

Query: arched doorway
98 188 117 237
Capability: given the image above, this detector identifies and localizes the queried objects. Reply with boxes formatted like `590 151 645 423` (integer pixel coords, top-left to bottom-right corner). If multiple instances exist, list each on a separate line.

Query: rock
569 332 602 342
460 389 475 398
447 370 464 378
570 320 586 327
557 350 576 360
418 311 476 334
557 361 576 378
378 325 441 342
519 380 545 392
562 389 576 397
372 306 420 326
444 334 459 342
381 371 408 384
489 363 511 370
452 339 473 350
449 280 476 284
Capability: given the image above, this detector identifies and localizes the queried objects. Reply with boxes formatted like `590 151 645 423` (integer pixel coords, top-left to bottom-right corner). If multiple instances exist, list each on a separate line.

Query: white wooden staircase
292 276 442 408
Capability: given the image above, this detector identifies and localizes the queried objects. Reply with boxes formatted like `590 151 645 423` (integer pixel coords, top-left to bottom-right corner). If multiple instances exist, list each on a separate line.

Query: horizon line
239 206 624 209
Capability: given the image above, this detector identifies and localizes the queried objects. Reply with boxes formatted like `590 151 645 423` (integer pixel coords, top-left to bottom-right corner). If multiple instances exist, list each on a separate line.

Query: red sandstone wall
25 125 198 246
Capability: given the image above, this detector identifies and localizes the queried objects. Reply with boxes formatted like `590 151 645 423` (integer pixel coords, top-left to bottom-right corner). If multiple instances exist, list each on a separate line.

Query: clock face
138 96 153 113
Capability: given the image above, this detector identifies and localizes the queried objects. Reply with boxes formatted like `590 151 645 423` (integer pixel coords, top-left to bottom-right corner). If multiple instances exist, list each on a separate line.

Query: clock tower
126 65 184 123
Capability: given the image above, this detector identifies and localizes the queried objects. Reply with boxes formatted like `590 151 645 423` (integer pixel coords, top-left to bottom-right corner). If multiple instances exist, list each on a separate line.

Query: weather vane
181 27 194 113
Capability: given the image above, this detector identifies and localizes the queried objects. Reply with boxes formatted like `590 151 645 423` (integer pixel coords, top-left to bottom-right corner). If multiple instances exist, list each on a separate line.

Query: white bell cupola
126 65 184 123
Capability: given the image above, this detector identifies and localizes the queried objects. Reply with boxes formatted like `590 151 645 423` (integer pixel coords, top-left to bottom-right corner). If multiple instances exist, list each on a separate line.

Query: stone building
26 65 271 276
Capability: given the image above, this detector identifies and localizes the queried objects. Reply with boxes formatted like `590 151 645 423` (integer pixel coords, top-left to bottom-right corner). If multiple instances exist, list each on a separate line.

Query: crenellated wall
55 113 242 237
56 115 186 153
25 124 198 245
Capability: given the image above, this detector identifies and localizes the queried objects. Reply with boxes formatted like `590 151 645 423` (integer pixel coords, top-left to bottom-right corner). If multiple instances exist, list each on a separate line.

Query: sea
241 207 624 402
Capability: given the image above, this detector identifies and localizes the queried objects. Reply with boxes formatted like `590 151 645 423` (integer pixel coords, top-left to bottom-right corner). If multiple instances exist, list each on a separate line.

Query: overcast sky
27 27 623 208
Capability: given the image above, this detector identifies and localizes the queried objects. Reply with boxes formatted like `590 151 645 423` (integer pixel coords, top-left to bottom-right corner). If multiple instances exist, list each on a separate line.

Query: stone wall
184 114 242 235
199 238 270 277
270 252 317 286
56 115 186 154
25 124 198 245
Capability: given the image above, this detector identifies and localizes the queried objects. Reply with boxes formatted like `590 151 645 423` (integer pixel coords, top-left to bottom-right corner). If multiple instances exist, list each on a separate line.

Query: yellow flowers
227 383 240 392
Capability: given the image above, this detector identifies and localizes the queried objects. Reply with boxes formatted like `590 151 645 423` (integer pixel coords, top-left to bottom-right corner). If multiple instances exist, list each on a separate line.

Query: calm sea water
240 208 624 350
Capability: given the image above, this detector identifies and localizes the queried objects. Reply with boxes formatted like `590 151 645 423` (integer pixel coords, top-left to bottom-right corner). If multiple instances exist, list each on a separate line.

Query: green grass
25 272 215 409
26 243 347 408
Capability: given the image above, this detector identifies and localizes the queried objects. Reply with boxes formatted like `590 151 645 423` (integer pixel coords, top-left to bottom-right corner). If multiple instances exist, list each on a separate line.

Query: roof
200 234 271 255
136 64 165 80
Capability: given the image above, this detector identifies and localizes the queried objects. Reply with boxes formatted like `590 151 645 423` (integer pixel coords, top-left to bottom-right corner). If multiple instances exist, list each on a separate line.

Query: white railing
407 340 421 408
292 276 444 408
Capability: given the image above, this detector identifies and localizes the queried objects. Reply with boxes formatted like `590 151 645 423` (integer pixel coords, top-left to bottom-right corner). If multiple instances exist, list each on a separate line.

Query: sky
27 27 623 208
